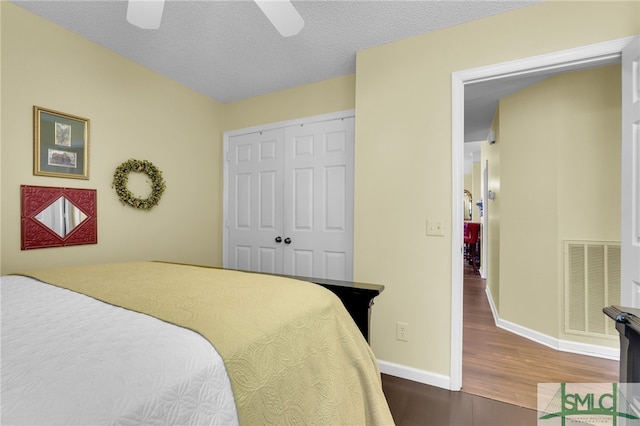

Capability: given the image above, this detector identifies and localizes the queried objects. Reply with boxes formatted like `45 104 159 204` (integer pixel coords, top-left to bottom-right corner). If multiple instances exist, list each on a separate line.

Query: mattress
1 274 239 425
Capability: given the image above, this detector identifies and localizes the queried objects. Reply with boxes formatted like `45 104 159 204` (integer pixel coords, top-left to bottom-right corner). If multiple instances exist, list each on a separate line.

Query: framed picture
34 106 89 179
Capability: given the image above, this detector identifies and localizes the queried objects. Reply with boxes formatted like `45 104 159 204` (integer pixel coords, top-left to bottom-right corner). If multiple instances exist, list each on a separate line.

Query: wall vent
564 241 620 339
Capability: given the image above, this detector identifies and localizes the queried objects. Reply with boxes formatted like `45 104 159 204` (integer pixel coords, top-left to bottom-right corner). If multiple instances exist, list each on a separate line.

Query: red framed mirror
21 185 97 250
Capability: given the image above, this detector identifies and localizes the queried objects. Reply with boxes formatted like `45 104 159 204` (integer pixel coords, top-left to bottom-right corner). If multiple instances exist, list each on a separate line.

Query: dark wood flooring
382 373 537 426
380 264 620 425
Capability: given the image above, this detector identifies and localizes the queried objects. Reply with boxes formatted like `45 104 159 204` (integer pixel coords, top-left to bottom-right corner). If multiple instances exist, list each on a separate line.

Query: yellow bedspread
22 261 394 425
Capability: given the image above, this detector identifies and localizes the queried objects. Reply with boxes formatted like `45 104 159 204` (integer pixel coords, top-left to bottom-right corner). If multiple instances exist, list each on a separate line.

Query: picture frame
34 106 89 179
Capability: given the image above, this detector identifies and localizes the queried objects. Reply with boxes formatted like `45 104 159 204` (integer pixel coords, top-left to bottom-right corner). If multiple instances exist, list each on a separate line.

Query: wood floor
382 373 537 426
462 263 619 409
380 263 620 425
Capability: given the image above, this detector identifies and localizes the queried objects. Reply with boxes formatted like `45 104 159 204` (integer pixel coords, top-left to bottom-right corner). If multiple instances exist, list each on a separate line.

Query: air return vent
564 241 620 338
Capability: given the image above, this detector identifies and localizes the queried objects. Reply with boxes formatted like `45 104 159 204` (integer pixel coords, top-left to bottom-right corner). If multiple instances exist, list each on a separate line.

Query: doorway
450 37 634 391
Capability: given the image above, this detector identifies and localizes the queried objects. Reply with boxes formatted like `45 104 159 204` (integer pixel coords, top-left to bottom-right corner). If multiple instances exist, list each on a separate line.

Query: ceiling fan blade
127 0 165 30
254 0 304 37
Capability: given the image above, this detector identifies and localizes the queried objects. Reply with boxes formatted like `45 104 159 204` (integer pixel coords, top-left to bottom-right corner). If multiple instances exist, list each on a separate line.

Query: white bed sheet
1 275 239 426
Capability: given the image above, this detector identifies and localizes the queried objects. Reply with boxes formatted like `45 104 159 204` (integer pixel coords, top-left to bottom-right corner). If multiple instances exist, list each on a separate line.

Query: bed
1 261 394 425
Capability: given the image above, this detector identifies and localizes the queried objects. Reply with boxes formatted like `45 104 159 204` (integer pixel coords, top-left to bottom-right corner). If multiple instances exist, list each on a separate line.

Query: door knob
284 237 292 244
275 236 282 243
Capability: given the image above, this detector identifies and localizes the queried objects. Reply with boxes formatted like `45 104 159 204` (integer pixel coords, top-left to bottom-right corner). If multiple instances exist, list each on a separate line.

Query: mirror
464 190 473 221
35 196 88 237
21 185 97 250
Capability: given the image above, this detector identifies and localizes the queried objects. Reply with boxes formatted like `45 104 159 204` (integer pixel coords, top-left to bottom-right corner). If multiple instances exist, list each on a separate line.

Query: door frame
621 36 640 307
449 37 635 391
222 109 355 269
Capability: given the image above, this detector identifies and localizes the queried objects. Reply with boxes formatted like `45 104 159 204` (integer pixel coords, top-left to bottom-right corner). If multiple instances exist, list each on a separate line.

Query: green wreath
112 159 166 210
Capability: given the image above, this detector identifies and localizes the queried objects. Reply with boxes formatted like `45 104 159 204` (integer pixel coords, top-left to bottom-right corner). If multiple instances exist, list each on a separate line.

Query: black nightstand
276 274 384 343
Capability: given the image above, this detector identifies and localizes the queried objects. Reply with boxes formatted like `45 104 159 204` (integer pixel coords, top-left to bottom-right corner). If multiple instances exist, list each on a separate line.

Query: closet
224 112 354 280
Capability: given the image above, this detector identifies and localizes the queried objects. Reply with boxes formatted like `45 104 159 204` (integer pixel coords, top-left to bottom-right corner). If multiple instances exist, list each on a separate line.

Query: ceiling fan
126 0 304 37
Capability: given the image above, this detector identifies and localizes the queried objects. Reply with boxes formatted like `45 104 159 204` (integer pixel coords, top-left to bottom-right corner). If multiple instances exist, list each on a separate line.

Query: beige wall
463 173 472 220
463 164 481 221
1 3 225 273
472 161 481 221
556 66 621 243
221 75 355 132
464 174 471 193
355 1 637 376
483 114 502 313
498 84 561 338
498 65 621 347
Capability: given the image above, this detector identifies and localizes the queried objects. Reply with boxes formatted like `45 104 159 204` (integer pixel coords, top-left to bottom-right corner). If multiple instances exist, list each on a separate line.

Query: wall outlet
396 322 408 342
426 220 444 236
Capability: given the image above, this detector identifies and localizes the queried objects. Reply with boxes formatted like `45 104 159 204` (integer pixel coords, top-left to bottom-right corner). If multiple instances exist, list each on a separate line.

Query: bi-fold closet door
225 114 354 280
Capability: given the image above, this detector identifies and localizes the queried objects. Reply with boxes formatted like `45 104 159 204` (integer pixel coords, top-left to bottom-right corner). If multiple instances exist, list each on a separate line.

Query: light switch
426 220 444 236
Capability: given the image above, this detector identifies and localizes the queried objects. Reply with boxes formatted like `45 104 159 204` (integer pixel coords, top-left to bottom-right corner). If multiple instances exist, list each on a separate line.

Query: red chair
464 222 480 274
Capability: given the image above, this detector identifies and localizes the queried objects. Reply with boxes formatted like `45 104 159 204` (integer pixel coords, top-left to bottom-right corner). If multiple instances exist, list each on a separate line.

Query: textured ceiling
13 0 540 102
13 0 542 140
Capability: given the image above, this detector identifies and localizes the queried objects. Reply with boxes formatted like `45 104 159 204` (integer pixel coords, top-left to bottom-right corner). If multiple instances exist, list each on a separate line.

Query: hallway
461 264 619 409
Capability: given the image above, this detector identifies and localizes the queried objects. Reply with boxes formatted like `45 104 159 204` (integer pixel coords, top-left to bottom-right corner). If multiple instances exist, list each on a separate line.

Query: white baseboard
378 360 452 390
484 286 619 361
557 339 619 360
484 284 499 324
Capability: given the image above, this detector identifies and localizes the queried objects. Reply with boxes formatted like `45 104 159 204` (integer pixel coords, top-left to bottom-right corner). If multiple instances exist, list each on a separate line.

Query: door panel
258 170 277 229
234 173 251 228
622 36 640 307
235 246 251 271
293 167 314 230
258 247 277 273
325 165 347 231
325 251 347 277
292 249 314 277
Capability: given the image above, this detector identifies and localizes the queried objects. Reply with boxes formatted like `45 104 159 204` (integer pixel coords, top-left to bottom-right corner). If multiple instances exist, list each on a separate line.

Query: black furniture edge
604 305 640 384
272 273 384 344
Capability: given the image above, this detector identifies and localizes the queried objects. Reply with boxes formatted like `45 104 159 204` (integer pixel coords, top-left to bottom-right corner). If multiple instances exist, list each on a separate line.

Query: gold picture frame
34 106 89 179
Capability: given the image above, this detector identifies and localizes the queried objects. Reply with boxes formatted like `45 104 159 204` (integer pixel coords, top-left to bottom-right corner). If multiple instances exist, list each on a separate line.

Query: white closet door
227 129 284 273
225 114 354 280
282 117 354 280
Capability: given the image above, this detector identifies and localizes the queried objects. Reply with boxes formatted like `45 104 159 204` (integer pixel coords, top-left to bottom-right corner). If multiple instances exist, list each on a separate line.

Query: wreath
112 159 166 210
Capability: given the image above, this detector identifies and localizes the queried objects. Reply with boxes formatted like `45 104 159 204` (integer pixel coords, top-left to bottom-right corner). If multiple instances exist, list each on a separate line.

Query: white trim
486 286 619 360
450 37 634 391
222 109 355 269
496 317 620 361
559 340 620 361
223 109 355 138
484 282 500 324
378 360 452 390
456 37 631 84
222 141 229 268
450 76 465 391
